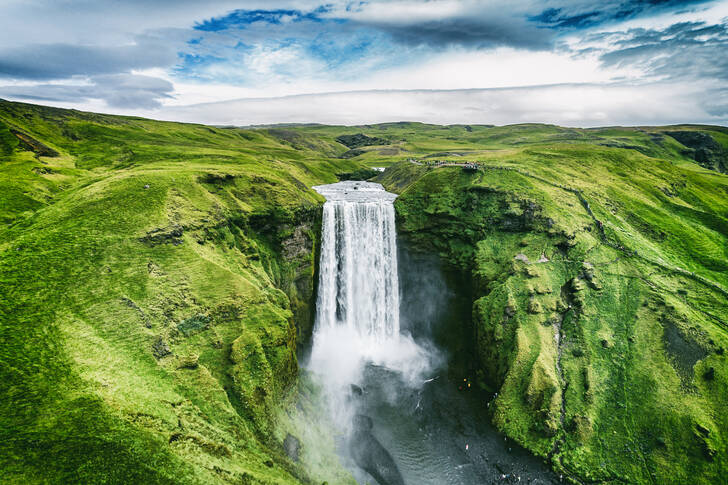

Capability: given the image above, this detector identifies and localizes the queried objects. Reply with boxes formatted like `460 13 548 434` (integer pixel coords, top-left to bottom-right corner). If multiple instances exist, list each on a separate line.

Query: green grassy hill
0 100 359 484
1 99 727 484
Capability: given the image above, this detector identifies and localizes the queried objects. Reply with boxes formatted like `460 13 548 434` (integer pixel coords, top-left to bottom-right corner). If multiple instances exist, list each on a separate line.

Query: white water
308 181 434 427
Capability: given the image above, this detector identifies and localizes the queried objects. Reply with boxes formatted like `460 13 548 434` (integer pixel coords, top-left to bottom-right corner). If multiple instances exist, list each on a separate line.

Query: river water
307 181 558 485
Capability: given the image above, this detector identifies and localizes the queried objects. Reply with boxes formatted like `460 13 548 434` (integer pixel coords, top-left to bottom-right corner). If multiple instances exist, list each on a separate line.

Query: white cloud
150 82 726 127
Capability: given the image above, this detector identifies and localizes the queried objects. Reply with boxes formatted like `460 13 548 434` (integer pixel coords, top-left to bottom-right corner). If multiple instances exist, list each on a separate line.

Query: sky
1 0 727 126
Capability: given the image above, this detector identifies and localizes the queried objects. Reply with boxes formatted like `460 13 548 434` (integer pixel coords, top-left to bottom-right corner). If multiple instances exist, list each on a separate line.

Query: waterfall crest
314 181 400 341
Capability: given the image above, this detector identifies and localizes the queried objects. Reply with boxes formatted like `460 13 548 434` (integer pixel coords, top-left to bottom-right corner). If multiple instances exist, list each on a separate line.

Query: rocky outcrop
665 131 728 173
336 133 389 149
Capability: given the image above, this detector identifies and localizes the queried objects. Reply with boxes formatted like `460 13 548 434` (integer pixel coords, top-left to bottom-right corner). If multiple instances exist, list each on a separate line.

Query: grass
2 99 727 484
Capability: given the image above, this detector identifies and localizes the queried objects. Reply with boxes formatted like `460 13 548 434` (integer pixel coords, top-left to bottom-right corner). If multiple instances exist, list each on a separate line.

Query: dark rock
264 460 274 468
350 384 363 396
353 414 373 432
152 336 171 359
283 433 301 462
177 314 210 336
665 131 727 173
281 223 313 261
339 148 366 159
349 415 404 485
336 133 389 149
121 297 151 328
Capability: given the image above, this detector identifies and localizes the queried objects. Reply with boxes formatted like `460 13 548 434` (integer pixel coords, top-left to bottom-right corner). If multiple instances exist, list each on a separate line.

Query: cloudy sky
1 0 727 126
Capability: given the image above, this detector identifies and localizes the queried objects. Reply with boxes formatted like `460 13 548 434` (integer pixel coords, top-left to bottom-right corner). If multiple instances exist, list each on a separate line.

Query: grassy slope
364 124 728 484
0 100 359 484
2 101 727 484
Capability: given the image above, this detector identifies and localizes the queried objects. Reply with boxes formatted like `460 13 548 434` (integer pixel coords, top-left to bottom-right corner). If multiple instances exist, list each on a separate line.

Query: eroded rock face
665 131 728 173
278 209 321 348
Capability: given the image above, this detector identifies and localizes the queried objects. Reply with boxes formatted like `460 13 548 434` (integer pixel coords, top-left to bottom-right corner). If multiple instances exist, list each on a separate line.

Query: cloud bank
158 82 728 127
0 0 726 124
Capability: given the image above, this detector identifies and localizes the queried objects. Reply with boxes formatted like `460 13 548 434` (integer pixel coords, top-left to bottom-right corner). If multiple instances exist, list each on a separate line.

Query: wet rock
350 415 404 485
350 384 364 396
281 222 313 261
353 414 373 432
283 433 300 462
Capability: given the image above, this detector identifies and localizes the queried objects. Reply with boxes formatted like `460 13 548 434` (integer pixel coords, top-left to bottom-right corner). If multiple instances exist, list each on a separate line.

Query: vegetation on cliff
2 100 727 484
0 100 358 484
373 125 728 484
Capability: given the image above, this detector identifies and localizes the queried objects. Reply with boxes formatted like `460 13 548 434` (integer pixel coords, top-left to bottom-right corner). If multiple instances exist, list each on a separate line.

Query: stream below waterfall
307 181 558 485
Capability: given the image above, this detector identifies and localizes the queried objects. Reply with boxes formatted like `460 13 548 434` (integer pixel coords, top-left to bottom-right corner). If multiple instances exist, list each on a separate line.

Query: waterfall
314 181 400 342
308 181 432 427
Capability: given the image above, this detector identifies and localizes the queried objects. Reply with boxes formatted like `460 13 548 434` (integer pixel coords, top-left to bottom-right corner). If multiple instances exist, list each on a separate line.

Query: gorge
1 100 727 484
307 180 558 484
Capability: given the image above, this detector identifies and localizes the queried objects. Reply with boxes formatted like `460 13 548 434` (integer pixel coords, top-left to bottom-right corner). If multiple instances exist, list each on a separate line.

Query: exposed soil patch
10 128 59 157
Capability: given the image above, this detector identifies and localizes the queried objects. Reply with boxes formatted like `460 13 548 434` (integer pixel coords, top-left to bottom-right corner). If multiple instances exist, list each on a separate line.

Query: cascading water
314 181 400 342
308 181 430 409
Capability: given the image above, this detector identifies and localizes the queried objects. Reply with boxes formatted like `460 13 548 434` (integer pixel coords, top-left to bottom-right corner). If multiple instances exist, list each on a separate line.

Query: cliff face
379 157 728 485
